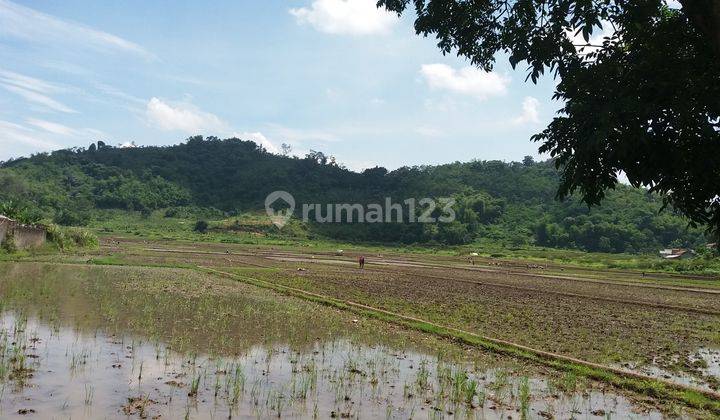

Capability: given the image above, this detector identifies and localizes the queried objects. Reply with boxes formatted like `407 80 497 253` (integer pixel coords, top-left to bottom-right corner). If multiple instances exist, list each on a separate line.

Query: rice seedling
476 388 486 408
268 388 286 417
415 359 430 392
518 376 530 419
85 383 95 405
229 368 244 406
188 373 201 397
562 371 578 393
463 379 478 407
68 347 90 374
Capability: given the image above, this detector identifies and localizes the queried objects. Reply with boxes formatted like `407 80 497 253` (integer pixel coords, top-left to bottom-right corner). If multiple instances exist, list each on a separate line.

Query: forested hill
0 136 706 252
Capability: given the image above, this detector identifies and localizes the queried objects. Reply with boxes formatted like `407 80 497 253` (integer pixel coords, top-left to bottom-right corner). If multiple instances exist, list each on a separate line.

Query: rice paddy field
1 236 719 418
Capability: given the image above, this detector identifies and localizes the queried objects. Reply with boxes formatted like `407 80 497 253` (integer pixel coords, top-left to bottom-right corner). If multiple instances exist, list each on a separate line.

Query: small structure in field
659 248 696 260
0 215 46 250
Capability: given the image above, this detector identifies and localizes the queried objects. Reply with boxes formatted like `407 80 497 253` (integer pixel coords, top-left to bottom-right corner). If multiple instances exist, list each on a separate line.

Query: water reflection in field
0 263 664 418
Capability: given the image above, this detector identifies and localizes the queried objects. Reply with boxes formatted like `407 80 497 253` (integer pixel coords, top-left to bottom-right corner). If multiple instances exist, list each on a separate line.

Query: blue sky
0 0 559 171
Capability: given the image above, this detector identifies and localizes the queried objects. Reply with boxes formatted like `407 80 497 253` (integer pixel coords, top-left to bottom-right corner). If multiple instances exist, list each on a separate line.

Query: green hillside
0 136 708 253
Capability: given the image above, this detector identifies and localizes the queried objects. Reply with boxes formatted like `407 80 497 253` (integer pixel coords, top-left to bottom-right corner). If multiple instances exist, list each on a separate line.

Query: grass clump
45 224 98 251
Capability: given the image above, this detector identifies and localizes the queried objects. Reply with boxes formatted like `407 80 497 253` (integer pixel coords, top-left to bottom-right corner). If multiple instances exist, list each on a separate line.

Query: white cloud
232 131 279 154
146 97 225 134
95 83 145 105
420 64 510 100
290 0 397 35
0 0 154 59
341 158 377 172
0 69 77 113
512 97 540 125
145 98 280 153
41 60 92 77
0 119 107 161
3 84 77 113
25 118 75 136
0 68 62 93
23 118 107 143
0 120 61 151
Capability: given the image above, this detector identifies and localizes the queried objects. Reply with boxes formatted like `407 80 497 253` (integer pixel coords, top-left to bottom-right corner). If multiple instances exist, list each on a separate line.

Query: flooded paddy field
242 266 720 391
94 239 720 394
0 262 699 418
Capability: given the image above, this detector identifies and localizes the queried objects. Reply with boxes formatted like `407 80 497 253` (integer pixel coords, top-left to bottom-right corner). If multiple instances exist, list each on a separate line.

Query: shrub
44 224 98 250
68 229 99 248
194 220 209 233
0 200 42 225
45 224 70 250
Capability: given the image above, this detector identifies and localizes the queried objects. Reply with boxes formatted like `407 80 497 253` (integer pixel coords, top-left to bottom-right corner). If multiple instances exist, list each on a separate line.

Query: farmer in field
358 255 365 269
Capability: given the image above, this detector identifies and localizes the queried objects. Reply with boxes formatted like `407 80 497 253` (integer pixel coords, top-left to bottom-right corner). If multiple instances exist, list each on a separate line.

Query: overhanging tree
378 0 720 239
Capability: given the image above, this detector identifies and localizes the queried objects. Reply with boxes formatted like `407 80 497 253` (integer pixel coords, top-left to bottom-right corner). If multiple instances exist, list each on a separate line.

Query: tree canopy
377 0 720 239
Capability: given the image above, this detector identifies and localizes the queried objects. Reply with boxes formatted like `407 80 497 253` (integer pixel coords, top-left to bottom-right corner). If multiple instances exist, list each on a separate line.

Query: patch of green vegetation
1 137 714 254
45 224 98 251
85 210 307 247
0 199 42 225
94 214 720 275
86 256 194 270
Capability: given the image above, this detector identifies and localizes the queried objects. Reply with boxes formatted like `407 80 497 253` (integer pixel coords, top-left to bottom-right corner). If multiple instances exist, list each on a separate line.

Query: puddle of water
0 262 670 418
693 348 720 379
631 363 703 389
624 349 720 393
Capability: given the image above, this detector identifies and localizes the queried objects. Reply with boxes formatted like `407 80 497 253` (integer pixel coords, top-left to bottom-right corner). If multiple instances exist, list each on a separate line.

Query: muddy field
0 262 683 418
1 238 719 416
91 238 720 393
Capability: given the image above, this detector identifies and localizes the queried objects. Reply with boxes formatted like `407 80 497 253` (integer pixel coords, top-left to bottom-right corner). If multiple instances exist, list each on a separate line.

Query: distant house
0 215 47 250
659 248 696 260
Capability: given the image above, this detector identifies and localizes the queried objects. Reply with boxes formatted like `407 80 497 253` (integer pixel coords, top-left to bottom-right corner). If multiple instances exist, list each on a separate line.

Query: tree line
0 136 707 252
